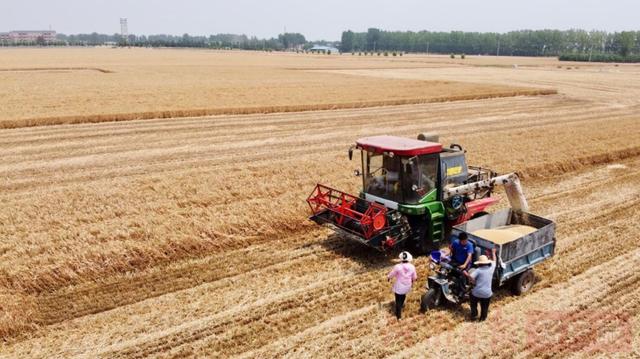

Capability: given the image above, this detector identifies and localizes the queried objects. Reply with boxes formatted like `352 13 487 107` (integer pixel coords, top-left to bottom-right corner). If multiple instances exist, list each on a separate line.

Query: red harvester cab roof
356 135 442 156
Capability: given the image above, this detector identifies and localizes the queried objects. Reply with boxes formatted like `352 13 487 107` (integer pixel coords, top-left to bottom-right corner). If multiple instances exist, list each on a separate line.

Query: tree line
5 28 640 62
341 28 640 58
1 32 312 51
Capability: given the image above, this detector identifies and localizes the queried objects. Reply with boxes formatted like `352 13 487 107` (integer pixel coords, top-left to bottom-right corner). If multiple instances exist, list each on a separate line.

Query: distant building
309 45 340 53
0 30 57 44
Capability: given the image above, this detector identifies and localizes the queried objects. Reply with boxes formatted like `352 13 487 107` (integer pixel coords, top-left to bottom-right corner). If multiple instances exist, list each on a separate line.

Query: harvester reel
372 213 386 231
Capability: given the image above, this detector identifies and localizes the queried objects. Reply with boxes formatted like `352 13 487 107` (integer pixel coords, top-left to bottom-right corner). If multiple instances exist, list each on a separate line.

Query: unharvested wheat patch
0 67 113 73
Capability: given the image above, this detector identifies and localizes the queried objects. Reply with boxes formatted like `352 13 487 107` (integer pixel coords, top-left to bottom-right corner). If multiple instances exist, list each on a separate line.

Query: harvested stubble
1 52 640 358
392 249 640 358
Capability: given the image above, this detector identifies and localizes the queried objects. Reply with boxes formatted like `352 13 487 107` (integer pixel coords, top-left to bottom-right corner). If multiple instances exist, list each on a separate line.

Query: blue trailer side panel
452 209 556 286
501 240 555 281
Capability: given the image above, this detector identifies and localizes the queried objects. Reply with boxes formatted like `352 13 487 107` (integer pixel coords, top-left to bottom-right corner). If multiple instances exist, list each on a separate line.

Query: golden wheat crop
0 50 639 358
0 48 554 128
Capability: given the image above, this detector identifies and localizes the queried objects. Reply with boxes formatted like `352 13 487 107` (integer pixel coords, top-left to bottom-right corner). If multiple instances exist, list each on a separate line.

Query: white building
309 45 340 53
0 30 57 44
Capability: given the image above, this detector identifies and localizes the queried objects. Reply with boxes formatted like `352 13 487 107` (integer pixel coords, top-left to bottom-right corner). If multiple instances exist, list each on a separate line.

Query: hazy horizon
2 0 639 41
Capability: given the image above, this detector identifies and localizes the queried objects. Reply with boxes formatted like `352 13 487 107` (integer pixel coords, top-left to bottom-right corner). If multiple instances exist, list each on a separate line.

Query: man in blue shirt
449 232 474 269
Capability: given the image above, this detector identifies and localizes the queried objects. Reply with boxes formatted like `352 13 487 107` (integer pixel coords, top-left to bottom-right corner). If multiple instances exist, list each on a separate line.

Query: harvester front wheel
411 219 431 255
420 288 441 312
512 269 535 295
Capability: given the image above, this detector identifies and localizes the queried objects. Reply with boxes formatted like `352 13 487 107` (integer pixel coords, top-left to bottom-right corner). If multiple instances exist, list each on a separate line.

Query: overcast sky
2 0 638 40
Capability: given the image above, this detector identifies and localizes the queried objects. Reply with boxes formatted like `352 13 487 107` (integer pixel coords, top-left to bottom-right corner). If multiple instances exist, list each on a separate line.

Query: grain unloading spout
502 174 529 212
444 173 529 212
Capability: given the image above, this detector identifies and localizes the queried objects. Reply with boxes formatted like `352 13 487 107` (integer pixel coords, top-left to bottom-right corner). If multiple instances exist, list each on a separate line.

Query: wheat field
0 48 554 129
0 49 639 358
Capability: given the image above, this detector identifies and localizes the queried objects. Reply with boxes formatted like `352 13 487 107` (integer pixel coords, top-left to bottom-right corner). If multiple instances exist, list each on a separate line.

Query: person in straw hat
387 251 417 320
465 247 497 321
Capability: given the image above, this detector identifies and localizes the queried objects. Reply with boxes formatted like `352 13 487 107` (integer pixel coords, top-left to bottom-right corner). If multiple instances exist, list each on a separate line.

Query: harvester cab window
440 152 469 190
364 151 402 202
402 155 438 203
364 150 438 204
401 157 419 202
418 155 438 193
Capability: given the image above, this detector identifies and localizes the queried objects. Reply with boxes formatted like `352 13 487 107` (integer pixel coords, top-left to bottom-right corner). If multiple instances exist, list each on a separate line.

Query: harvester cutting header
306 134 531 253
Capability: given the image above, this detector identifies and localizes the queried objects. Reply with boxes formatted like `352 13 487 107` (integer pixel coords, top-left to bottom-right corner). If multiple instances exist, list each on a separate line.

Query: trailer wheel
512 269 535 295
420 288 441 312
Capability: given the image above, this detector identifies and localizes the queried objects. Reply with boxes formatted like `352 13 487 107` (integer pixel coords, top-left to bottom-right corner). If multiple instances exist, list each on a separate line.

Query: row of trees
6 28 639 60
341 29 640 57
559 53 640 63
14 32 312 51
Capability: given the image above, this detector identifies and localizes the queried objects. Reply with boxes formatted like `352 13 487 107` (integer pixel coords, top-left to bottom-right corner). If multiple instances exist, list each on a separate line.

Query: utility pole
496 37 501 57
426 42 429 56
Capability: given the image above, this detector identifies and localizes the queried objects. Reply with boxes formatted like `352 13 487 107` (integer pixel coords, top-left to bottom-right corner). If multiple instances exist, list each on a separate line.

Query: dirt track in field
1 52 639 357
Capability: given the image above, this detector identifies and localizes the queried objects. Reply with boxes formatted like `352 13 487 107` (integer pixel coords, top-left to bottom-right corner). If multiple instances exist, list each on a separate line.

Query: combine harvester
307 134 556 298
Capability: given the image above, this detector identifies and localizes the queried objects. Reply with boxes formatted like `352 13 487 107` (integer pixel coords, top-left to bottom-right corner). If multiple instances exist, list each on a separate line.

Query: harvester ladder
429 202 445 243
